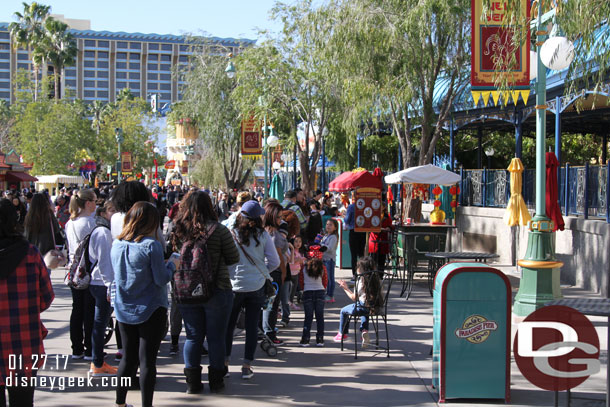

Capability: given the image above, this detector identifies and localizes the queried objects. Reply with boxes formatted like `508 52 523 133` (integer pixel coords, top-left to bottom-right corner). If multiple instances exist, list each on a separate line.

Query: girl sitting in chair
333 256 383 348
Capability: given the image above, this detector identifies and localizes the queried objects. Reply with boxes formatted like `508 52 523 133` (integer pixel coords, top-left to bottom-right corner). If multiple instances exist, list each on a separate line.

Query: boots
184 366 203 394
208 366 225 393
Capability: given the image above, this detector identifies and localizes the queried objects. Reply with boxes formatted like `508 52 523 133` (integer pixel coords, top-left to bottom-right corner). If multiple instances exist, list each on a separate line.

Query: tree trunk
54 71 60 101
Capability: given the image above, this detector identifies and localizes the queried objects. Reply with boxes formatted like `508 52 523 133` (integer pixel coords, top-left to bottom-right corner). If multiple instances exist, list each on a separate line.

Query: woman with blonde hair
64 188 97 360
111 201 179 407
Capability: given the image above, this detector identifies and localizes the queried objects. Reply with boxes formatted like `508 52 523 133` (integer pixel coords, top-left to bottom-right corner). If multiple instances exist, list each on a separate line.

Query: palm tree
43 18 77 100
88 100 109 135
8 2 51 101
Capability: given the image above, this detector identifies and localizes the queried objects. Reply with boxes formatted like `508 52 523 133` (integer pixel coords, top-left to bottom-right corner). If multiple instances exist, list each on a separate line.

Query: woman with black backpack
170 191 240 394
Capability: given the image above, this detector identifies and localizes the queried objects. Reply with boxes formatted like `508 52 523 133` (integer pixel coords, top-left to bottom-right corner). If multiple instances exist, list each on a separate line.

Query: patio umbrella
503 158 531 226
269 173 284 201
546 152 565 231
384 164 460 185
328 168 382 192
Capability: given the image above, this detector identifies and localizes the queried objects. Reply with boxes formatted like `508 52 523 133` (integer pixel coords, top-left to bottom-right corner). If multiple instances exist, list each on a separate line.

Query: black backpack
173 224 217 304
64 226 101 290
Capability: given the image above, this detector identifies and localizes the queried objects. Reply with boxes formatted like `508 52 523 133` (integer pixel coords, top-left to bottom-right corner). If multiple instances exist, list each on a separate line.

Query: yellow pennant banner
471 90 530 107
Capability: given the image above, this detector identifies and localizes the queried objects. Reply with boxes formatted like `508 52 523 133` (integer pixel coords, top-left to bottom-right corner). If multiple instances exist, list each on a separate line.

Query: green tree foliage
232 0 339 196
327 0 470 169
175 40 253 191
12 99 94 173
189 150 228 188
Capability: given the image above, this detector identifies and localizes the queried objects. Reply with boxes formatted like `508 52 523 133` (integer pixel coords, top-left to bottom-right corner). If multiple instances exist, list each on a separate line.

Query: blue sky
1 0 284 40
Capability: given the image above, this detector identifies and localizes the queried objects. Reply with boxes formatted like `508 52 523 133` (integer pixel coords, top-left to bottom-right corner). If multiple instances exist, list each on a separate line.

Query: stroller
259 281 280 357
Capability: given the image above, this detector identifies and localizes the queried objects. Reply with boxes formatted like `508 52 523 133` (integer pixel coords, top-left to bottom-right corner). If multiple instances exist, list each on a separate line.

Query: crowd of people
0 181 393 407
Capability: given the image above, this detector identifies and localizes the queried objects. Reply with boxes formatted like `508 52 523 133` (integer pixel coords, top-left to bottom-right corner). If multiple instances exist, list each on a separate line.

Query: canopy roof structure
328 169 383 192
35 174 86 185
385 164 460 185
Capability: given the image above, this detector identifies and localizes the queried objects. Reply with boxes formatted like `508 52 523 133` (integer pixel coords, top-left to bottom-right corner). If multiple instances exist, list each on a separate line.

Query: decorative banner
471 0 530 107
354 187 382 233
181 160 189 174
121 152 132 173
241 116 262 159
164 160 176 169
273 146 283 164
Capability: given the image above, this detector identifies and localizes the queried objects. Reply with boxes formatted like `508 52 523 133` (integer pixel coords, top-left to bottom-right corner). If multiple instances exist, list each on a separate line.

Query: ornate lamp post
115 127 123 183
513 6 574 316
263 128 279 197
321 127 329 191
484 147 494 169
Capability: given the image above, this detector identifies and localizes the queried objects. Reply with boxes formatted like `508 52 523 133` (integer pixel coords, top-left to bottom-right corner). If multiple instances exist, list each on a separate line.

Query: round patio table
425 251 500 295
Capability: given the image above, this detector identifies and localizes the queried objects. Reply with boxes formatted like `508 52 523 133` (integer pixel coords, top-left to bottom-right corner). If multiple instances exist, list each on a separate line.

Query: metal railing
456 165 609 221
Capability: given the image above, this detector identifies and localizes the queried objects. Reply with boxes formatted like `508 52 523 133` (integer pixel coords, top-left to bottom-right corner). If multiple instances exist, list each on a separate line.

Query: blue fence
458 165 609 221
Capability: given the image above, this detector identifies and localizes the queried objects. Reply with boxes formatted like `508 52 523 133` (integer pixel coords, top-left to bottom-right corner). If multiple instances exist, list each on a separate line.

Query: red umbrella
328 169 383 192
545 152 564 231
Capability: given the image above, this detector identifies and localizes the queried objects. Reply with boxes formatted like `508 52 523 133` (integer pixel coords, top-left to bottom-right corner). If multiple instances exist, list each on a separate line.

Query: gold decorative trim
535 30 548 36
535 41 545 46
535 104 548 110
518 260 564 269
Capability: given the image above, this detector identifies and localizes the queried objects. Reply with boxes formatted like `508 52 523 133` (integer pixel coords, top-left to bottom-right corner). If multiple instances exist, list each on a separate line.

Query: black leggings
115 307 167 407
0 382 35 407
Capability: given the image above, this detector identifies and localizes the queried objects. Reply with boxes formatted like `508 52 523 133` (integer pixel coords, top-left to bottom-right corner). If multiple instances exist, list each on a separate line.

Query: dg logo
514 305 601 391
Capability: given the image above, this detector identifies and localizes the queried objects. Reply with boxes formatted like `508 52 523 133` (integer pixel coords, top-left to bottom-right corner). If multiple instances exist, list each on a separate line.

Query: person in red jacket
0 198 54 407
368 205 394 274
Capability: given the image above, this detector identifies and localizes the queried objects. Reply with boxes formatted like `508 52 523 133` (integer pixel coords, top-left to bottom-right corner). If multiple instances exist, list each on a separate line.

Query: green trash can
432 263 511 403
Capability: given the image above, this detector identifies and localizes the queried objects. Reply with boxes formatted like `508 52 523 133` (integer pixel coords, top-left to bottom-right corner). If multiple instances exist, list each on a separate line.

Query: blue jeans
89 284 113 368
225 286 265 365
339 303 369 334
324 259 336 297
302 290 325 340
178 288 233 371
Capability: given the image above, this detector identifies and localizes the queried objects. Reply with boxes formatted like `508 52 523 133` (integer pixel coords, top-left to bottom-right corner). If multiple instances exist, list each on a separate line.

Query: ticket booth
432 263 511 403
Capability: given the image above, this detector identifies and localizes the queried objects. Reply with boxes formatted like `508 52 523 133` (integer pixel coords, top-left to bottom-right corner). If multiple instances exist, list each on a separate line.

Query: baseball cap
240 200 265 219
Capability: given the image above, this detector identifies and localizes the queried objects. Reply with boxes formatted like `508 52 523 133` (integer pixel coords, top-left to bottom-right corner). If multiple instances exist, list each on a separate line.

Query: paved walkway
32 265 607 407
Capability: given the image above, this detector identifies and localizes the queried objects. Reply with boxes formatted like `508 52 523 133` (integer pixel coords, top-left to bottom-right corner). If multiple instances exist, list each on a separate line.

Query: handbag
44 217 67 270
231 231 276 299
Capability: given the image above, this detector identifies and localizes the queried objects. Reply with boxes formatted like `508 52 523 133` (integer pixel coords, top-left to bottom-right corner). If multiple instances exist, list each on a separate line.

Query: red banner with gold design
471 0 530 107
121 152 132 173
181 160 189 174
241 116 262 159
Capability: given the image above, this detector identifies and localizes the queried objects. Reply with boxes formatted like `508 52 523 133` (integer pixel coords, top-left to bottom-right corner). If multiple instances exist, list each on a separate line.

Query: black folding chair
340 271 394 359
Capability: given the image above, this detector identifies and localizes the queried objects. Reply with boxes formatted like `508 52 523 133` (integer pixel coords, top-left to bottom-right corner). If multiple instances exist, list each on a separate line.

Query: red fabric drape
545 152 565 231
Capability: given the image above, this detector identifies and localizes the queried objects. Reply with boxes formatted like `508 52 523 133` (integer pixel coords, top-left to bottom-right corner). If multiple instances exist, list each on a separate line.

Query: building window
129 82 140 89
160 64 171 71
130 42 141 49
178 55 188 63
116 81 127 89
160 83 171 91
98 51 108 59
129 63 140 70
116 71 127 79
160 92 171 100
160 54 171 62
129 72 140 80
97 91 108 98
0 44 9 50
179 45 189 52
147 63 157 71
84 40 96 47
65 79 76 87
0 91 10 99
0 72 9 79
84 51 95 58
0 33 9 40
98 40 109 48
97 61 108 68
147 73 158 80
84 60 95 68
84 80 96 87
84 70 95 77
17 63 29 69
116 52 127 60
148 54 158 61
129 53 140 60
160 73 171 81
116 62 127 69
0 82 9 89
97 71 108 78
65 68 76 76
117 41 128 48
161 44 172 51
149 43 159 50
84 90 95 97
17 53 29 60
98 80 108 88
147 83 158 90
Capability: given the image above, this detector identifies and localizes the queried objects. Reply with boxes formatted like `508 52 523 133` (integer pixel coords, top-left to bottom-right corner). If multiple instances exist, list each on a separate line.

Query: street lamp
357 132 364 168
263 129 279 196
513 7 573 316
484 147 494 169
321 127 329 191
115 127 124 183
153 146 159 184
225 53 236 79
